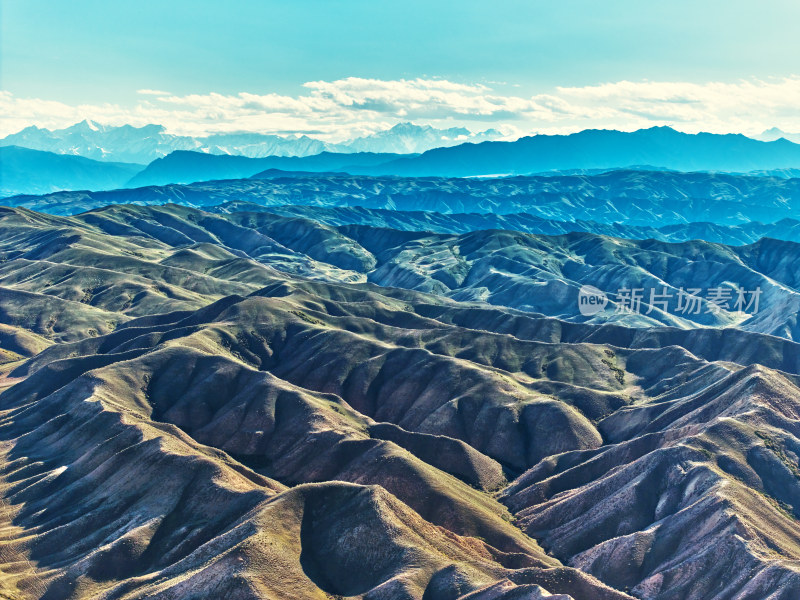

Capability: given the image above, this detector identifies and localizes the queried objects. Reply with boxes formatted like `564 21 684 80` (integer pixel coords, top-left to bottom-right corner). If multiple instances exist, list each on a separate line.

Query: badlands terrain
2 164 800 599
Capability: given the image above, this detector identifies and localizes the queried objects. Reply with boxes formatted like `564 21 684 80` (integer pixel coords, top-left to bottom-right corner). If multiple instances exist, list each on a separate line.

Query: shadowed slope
4 203 800 597
6 204 800 340
7 169 800 228
6 269 800 596
0 281 639 599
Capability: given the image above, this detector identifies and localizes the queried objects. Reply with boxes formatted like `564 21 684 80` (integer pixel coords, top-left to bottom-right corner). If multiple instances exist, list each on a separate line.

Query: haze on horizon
2 0 800 140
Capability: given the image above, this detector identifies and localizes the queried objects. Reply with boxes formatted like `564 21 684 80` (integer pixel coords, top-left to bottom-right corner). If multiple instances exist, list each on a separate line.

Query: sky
2 0 800 139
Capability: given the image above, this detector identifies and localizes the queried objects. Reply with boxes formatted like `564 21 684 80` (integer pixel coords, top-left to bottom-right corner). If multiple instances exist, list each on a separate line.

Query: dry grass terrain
1 202 800 598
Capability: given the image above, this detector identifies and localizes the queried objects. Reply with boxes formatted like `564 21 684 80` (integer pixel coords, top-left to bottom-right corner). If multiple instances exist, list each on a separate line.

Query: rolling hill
2 202 800 597
7 169 800 230
5 202 800 338
6 156 800 599
219 203 800 247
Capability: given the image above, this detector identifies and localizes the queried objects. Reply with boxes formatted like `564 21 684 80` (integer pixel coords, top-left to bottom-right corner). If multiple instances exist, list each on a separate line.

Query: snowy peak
0 122 198 164
754 127 800 144
65 119 104 133
344 122 503 154
0 121 505 164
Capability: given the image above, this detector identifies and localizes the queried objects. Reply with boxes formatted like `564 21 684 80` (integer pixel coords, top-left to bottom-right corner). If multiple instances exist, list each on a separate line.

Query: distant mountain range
8 168 800 232
360 126 800 176
0 120 502 164
86 126 800 191
5 125 800 197
126 150 413 187
754 127 800 144
0 146 142 197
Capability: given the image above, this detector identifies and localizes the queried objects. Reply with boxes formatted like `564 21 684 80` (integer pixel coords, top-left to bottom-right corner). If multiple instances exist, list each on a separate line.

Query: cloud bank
2 76 800 139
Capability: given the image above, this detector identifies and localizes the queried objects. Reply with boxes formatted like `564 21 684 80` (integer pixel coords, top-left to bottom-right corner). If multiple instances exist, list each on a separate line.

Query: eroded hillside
1 204 800 598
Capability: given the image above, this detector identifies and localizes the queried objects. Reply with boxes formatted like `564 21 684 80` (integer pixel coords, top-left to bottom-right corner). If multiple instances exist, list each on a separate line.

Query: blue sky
2 0 800 138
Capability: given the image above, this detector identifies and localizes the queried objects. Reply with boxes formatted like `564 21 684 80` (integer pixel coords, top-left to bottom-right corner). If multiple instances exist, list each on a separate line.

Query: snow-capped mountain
754 127 800 144
0 121 504 164
343 123 503 154
0 121 199 164
201 133 333 159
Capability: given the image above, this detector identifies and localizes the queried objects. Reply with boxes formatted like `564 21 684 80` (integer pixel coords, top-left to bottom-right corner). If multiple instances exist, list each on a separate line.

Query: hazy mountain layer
221 203 800 247
0 121 198 164
0 146 143 198
8 123 799 177
360 126 800 176
7 170 800 229
755 127 800 145
7 125 800 199
3 206 800 597
125 151 413 188
0 121 501 164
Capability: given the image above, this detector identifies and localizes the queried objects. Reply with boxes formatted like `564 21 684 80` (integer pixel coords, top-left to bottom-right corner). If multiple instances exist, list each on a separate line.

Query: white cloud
542 78 800 134
2 76 800 140
137 89 172 96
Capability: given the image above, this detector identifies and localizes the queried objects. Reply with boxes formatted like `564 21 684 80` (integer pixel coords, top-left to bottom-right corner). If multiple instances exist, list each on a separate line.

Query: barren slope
2 204 800 598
